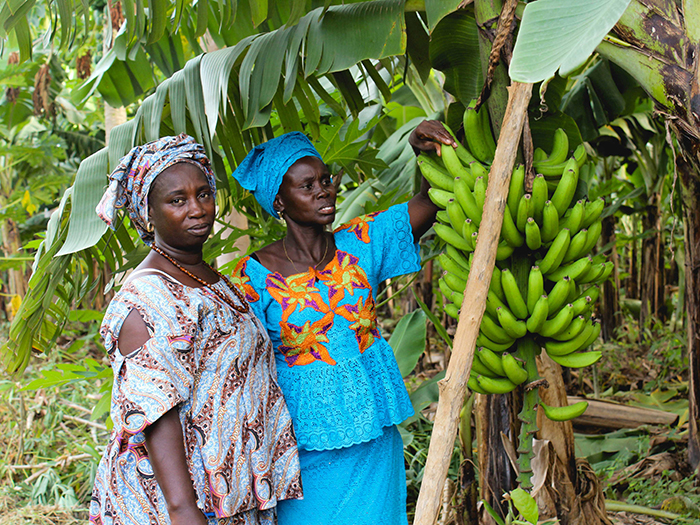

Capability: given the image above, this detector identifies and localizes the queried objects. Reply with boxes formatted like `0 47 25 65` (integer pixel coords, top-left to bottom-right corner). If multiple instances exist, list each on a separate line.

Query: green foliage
510 0 632 82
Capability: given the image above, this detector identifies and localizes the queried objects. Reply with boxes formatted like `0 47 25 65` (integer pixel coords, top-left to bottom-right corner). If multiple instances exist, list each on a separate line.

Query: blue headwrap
96 133 216 245
231 132 322 218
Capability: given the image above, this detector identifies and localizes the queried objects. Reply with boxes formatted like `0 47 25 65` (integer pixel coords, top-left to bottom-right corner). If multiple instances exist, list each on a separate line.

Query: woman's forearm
144 407 207 525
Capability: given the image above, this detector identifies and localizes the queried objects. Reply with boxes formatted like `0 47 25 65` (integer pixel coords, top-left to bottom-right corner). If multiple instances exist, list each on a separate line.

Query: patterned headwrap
96 133 216 245
231 131 322 218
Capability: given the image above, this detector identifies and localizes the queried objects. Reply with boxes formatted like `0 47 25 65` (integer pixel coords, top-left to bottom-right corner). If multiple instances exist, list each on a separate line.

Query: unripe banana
477 333 515 352
538 228 571 275
444 272 467 295
526 294 549 334
441 122 479 168
496 242 515 261
445 247 471 276
581 197 605 229
546 255 592 282
470 160 489 185
527 266 544 315
480 312 515 344
550 315 588 341
539 128 569 166
579 219 602 255
464 99 496 164
489 266 506 303
477 375 517 394
454 176 481 225
501 352 528 385
540 400 588 421
516 193 532 233
473 176 486 211
579 320 602 349
496 306 528 339
436 210 450 224
468 375 488 394
472 352 500 378
468 231 478 252
485 290 508 319
501 205 525 248
533 147 547 163
574 285 600 305
428 188 454 209
561 228 589 264
540 304 575 338
434 223 471 252
547 276 572 315
438 253 470 282
548 350 602 368
525 217 542 250
500 268 529 319
477 347 506 376
536 143 588 177
550 158 579 216
447 199 468 235
508 165 525 219
560 200 585 235
463 219 478 248
440 143 471 184
541 200 560 243
418 155 455 192
577 262 606 284
445 303 460 319
571 295 592 317
591 261 613 284
439 277 463 307
544 320 595 356
531 174 548 223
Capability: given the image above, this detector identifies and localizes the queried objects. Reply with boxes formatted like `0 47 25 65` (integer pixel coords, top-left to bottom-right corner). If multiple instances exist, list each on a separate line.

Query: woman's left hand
408 120 456 157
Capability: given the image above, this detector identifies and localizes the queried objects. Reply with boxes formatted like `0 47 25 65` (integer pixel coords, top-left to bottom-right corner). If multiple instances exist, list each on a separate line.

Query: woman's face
148 162 216 251
275 156 336 227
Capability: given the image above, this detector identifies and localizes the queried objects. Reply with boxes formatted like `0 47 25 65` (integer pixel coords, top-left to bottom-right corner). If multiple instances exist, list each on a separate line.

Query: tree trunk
676 146 700 471
600 213 620 342
640 195 663 331
475 393 519 523
535 353 612 525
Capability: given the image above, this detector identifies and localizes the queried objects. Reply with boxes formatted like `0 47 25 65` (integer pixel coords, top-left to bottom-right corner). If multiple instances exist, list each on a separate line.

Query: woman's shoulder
334 202 409 245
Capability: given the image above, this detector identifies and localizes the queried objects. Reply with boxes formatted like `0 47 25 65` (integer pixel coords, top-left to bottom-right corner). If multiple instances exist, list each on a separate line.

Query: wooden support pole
413 81 533 525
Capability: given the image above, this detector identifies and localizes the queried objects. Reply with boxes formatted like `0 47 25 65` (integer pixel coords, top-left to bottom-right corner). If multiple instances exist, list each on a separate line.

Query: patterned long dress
231 203 420 525
89 272 302 525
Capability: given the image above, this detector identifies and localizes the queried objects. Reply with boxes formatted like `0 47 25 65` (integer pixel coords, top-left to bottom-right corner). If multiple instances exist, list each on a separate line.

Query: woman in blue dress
229 122 454 524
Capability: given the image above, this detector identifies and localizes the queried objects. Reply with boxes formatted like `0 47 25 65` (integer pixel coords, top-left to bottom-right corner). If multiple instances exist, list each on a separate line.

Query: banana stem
515 337 541 489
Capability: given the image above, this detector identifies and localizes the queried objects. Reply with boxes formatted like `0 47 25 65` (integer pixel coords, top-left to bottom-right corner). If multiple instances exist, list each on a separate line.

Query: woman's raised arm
407 120 456 242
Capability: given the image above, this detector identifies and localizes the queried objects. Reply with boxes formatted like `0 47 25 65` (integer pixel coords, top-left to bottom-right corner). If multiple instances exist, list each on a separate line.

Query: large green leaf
429 11 482 105
510 0 632 82
389 309 427 377
55 149 109 256
424 0 462 31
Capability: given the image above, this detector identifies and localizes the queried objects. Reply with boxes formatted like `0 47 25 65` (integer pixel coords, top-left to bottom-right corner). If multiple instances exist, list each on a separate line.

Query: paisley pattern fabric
231 203 420 452
89 274 302 525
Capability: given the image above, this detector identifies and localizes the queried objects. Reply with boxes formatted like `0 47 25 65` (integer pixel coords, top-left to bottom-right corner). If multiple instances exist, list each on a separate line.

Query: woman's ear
273 194 284 216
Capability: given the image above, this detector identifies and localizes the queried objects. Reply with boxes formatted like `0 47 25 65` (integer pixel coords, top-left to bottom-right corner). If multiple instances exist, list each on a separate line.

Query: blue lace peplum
233 203 421 451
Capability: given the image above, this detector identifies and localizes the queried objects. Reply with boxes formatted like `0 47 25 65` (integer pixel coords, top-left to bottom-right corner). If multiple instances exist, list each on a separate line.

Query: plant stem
515 337 540 489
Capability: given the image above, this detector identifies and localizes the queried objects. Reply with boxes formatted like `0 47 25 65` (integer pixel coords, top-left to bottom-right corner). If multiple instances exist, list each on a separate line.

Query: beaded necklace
150 244 249 314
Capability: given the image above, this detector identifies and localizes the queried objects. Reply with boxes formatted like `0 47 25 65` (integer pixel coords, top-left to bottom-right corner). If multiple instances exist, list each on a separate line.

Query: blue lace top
231 203 420 451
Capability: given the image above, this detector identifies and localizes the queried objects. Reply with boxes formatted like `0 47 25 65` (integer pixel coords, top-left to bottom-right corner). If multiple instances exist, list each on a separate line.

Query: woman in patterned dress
89 134 302 525
229 122 454 524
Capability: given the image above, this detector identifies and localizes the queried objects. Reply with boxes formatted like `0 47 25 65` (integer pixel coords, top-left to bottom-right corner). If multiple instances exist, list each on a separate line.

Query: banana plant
510 0 700 474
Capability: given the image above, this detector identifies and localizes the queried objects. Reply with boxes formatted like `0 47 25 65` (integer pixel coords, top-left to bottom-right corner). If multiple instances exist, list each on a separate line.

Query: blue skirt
276 425 408 525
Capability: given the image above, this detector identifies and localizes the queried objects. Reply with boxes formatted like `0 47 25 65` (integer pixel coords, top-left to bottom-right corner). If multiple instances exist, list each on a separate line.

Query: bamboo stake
413 81 533 525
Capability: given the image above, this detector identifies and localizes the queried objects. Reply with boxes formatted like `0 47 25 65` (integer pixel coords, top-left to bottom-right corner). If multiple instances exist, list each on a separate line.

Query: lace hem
276 339 414 451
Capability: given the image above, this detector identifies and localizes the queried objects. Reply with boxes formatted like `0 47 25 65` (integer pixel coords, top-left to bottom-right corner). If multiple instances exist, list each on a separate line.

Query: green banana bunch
428 122 611 391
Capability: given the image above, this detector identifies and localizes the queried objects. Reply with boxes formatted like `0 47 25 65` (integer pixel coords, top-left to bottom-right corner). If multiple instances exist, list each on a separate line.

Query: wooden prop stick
413 81 533 525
